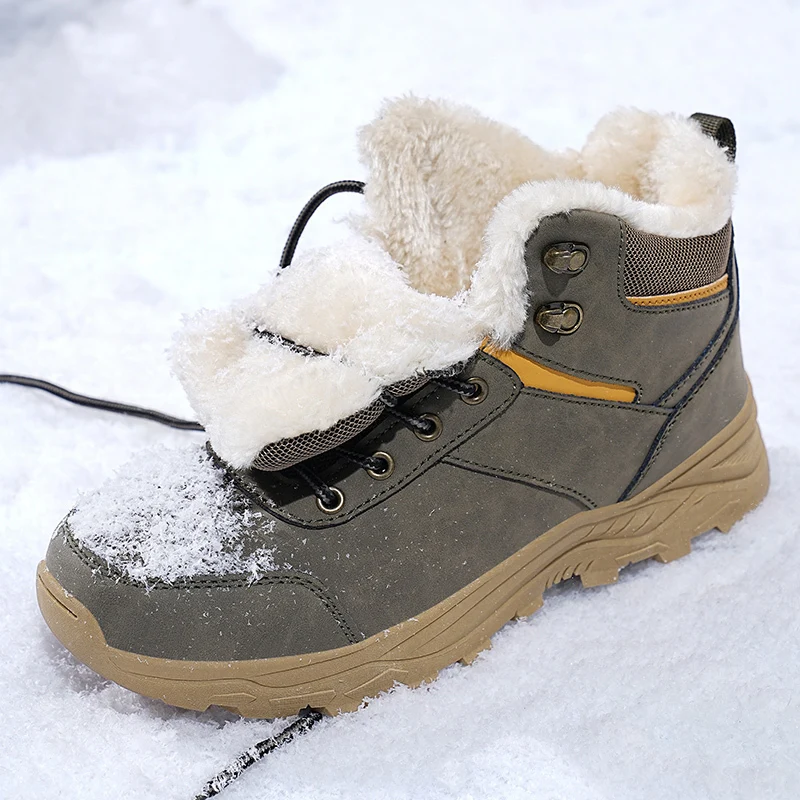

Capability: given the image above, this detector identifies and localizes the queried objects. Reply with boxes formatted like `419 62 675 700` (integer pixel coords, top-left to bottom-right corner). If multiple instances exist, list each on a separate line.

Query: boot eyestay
433 374 488 404
378 392 445 439
542 242 589 275
265 174 490 509
292 464 345 514
535 302 583 335
335 448 395 480
289 368 493 504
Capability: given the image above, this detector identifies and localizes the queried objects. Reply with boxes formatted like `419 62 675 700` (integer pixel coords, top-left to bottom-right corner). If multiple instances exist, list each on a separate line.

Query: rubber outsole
37 390 769 718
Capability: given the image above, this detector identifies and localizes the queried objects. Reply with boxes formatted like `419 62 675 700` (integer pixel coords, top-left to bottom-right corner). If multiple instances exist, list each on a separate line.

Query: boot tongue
355 97 580 298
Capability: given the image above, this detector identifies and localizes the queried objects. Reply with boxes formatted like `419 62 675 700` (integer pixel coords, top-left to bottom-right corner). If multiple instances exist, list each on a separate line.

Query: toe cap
45 520 357 660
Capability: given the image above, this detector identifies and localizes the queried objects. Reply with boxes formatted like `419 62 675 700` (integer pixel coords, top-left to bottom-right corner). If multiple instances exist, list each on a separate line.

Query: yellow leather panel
627 274 729 307
483 345 637 402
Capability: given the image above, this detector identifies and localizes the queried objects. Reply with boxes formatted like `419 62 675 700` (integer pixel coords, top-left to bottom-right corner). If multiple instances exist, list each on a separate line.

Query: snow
69 444 277 584
0 1 798 798
0 0 279 164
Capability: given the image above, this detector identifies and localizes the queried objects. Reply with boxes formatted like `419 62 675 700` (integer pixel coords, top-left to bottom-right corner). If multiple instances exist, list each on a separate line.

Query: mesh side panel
251 375 428 472
251 403 383 471
623 221 731 297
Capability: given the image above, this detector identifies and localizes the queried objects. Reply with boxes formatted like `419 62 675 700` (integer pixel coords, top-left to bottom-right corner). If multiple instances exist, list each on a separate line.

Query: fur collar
172 98 736 468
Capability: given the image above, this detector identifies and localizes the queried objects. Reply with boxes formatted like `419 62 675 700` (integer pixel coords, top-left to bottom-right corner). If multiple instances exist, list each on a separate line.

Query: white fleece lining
357 100 735 303
355 96 582 297
173 98 736 468
172 237 485 467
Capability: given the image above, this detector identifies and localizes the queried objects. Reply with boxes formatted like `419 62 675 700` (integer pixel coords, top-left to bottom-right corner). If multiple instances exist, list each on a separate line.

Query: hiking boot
37 99 769 718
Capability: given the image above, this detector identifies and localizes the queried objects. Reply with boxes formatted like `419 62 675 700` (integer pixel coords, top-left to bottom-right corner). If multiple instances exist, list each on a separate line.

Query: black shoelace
193 708 324 800
2 180 479 799
0 373 204 430
0 181 368 435
292 375 484 512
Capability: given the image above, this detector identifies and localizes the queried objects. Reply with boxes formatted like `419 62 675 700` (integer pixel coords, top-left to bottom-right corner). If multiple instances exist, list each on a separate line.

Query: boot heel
574 388 769 588
645 388 770 538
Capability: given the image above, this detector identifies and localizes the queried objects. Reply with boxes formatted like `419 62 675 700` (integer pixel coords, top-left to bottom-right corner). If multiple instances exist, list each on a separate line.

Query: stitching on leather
626 329 736 496
325 385 435 484
657 319 727 407
512 345 645 397
443 455 596 508
62 524 360 643
518 388 670 416
519 223 727 397
620 253 740 502
243 353 521 526
626 275 728 307
618 290 728 315
520 220 729 400
517 218 644 397
226 385 441 517
655 247 737 406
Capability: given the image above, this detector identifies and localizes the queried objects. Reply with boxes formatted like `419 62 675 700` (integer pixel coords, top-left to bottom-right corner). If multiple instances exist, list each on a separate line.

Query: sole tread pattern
37 391 769 718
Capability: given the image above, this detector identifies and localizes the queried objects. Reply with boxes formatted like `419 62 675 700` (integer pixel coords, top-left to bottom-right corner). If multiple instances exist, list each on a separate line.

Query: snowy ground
1 1 799 798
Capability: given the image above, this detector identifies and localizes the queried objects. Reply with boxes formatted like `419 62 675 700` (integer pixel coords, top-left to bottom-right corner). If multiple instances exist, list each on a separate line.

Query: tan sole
37 390 769 719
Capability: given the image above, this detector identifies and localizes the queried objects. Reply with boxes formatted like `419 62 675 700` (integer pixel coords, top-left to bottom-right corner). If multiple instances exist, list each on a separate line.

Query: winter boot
37 99 769 717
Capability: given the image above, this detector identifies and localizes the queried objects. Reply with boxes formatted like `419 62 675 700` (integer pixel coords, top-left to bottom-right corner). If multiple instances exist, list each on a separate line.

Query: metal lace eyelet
316 486 345 514
413 413 443 441
365 451 395 481
460 376 488 405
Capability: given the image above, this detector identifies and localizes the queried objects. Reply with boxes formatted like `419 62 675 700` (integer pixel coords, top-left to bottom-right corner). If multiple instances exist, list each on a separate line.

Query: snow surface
69 444 277 584
1 1 798 798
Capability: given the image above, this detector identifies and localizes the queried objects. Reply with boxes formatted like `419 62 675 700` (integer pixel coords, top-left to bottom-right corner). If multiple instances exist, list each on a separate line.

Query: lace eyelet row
312 377 490 514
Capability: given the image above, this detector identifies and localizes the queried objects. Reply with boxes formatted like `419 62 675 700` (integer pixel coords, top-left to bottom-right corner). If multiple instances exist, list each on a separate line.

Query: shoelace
280 179 366 268
0 373 204 430
291 375 484 512
0 181 368 435
194 708 323 800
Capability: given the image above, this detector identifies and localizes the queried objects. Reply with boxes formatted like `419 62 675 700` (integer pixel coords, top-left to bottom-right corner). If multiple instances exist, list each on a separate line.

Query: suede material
249 464 585 640
622 250 746 497
448 390 670 508
45 210 751 661
518 210 731 404
231 352 521 527
46 353 585 655
46 522 359 660
649 249 738 409
628 327 748 495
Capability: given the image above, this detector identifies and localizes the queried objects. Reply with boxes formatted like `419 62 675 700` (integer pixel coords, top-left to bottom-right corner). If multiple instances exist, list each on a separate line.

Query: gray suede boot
38 99 768 717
